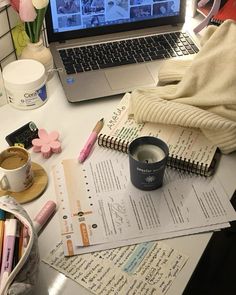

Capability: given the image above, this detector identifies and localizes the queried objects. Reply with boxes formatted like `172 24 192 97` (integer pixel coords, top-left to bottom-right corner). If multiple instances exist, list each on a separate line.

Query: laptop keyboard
59 32 199 75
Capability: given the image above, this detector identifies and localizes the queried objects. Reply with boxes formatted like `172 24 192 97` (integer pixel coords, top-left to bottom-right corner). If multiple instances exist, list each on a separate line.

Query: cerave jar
3 59 48 110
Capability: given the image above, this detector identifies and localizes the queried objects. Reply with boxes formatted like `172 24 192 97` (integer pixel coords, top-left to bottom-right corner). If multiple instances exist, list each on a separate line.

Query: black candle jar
128 136 169 190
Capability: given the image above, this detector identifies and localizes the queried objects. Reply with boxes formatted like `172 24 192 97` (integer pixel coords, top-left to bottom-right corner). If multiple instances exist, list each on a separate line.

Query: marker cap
0 209 6 221
5 219 17 236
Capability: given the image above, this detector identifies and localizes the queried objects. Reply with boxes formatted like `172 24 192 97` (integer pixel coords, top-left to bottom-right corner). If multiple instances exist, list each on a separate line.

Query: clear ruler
52 163 78 256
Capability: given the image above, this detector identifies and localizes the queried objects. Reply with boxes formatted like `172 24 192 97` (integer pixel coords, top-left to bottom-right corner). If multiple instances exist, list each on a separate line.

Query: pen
19 225 29 258
78 118 104 163
0 218 17 290
0 209 6 263
33 201 57 234
12 221 20 268
18 224 24 259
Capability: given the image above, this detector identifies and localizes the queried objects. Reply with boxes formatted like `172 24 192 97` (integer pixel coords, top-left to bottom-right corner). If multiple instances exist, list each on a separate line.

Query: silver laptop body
45 0 199 102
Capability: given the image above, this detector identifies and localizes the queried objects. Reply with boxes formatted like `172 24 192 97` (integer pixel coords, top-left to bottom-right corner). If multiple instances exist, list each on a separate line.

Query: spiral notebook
211 0 236 25
97 93 220 177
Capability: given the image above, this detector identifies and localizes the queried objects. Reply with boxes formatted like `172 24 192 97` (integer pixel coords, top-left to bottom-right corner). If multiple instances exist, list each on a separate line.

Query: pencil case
0 195 39 295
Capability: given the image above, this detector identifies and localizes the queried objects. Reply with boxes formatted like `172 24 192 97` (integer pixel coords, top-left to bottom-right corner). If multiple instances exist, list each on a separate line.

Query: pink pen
33 201 57 233
0 218 17 291
78 118 104 163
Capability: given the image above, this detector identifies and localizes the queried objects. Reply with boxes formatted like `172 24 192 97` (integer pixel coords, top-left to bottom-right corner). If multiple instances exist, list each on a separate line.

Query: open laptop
45 0 199 102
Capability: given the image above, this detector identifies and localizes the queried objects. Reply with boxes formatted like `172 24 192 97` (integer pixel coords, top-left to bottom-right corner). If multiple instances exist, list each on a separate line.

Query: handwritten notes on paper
101 93 217 165
43 240 188 295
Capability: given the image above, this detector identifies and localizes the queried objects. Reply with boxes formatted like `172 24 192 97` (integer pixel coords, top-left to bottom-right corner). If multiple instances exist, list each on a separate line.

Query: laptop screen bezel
45 0 187 43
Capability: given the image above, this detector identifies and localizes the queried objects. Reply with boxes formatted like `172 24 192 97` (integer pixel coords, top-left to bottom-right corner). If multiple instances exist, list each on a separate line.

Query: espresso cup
0 146 34 192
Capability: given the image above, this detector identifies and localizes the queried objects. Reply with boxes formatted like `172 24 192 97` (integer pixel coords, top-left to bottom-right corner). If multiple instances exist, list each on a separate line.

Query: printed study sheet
53 148 236 256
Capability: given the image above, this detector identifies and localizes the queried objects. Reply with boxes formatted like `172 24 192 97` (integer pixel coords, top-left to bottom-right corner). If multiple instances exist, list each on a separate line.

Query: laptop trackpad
105 65 155 90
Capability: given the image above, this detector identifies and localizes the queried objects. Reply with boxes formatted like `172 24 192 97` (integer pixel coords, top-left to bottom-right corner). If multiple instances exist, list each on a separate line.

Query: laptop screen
45 0 186 42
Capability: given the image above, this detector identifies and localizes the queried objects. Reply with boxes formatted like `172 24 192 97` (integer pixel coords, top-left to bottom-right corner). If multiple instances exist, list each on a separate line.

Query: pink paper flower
10 0 48 43
19 0 37 22
32 0 49 9
32 129 62 159
10 0 20 12
10 0 37 21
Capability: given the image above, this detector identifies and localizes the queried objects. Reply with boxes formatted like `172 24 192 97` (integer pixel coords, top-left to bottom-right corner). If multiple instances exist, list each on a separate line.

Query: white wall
0 4 18 106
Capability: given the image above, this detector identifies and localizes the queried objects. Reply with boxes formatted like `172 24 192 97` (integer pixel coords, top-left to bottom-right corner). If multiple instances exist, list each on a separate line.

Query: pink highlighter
0 219 17 290
33 201 57 233
78 118 104 163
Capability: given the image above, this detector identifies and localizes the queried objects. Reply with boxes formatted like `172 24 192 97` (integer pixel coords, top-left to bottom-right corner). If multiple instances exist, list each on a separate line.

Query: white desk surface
1 17 236 295
1 73 235 295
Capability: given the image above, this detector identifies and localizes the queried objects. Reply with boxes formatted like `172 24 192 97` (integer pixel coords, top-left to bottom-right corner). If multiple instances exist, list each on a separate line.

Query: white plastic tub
3 59 48 110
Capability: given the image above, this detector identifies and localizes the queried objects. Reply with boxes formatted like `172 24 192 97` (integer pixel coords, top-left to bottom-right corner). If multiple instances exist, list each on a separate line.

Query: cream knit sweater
128 20 236 154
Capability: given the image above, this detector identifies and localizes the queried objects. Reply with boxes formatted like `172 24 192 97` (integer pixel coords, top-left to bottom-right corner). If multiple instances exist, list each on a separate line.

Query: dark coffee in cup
0 147 33 192
0 148 28 170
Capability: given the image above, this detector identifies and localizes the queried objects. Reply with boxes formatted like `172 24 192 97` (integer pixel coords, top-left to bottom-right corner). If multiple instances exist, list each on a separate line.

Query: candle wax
132 143 166 163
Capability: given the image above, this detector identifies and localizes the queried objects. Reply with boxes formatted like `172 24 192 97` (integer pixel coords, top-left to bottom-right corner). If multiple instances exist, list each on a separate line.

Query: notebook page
100 93 217 166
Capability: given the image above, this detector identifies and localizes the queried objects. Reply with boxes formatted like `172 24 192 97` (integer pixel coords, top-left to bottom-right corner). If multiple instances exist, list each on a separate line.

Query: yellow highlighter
0 209 6 263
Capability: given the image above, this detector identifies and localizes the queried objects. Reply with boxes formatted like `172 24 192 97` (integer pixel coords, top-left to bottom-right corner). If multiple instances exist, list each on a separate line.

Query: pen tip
78 155 85 163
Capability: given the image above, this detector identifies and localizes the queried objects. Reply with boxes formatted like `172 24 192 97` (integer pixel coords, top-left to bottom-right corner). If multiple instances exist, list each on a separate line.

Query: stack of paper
52 147 236 257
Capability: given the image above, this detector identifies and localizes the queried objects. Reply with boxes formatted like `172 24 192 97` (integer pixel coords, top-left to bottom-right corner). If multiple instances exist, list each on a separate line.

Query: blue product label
66 77 75 84
37 84 47 101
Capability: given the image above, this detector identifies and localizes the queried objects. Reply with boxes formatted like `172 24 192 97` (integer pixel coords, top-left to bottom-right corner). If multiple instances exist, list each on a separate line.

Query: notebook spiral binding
210 0 235 26
98 134 129 153
210 18 224 25
98 134 211 176
167 155 208 176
